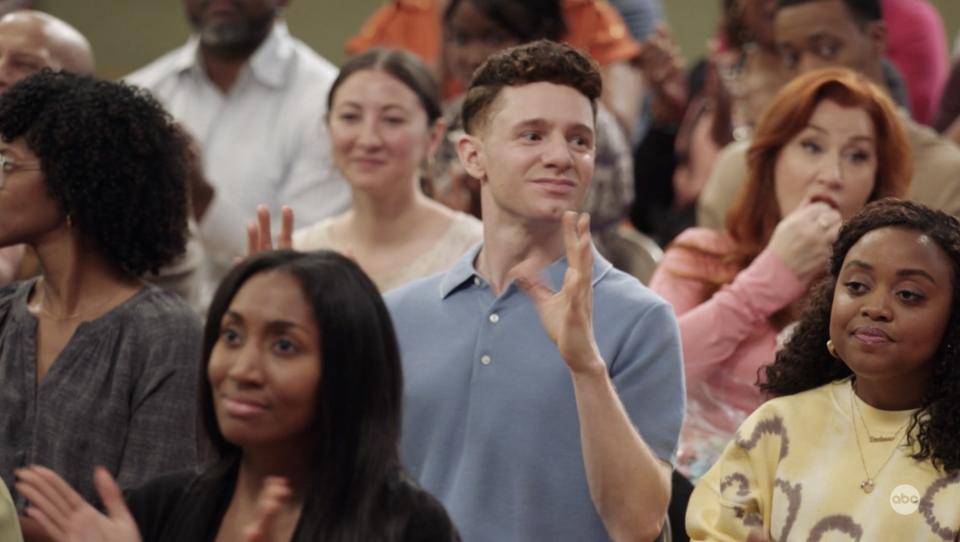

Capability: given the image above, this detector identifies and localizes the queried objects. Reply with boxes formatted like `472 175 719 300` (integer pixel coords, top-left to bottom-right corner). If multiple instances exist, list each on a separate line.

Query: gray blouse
0 280 203 507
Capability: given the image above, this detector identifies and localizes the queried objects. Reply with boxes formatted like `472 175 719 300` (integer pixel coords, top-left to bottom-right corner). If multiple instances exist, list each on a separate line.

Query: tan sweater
293 211 482 292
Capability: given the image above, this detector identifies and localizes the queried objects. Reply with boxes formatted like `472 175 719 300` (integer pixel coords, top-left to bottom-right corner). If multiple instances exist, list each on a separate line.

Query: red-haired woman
649 67 912 478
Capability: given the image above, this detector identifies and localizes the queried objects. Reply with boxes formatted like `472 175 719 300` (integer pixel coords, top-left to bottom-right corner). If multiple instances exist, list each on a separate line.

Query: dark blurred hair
201 250 409 539
776 0 882 23
722 0 748 50
442 0 566 44
0 70 189 276
461 39 601 134
328 47 442 125
763 199 960 472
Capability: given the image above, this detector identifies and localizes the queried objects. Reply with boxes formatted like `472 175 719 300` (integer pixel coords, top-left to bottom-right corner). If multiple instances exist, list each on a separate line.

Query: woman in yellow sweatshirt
687 198 960 541
0 479 21 542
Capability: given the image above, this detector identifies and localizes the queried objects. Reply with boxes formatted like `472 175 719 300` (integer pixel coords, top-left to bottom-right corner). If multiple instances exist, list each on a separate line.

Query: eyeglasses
0 152 41 187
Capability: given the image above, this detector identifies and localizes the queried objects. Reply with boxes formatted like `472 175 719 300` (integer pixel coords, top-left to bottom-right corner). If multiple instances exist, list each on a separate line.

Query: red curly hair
724 67 912 273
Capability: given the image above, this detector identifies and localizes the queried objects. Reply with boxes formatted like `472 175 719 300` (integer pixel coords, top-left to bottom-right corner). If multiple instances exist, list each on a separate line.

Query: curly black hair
762 198 960 472
0 70 189 276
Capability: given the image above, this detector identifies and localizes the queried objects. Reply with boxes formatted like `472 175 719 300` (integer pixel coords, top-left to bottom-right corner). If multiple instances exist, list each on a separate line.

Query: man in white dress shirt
127 0 350 302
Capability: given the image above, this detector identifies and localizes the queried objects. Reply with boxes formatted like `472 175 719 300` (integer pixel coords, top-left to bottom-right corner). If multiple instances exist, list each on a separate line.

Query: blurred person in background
346 0 647 140
934 58 960 144
127 0 350 309
631 0 786 246
290 48 481 291
881 0 949 125
697 0 960 230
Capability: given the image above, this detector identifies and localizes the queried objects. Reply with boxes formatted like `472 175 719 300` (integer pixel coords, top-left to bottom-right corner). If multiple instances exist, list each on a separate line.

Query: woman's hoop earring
826 339 839 359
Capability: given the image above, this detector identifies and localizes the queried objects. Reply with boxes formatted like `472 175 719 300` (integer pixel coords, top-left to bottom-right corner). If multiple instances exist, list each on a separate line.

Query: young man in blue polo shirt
385 40 684 541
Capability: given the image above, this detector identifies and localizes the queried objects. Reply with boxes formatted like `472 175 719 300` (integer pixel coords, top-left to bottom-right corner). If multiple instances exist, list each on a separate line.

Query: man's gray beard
194 8 276 52
199 19 256 49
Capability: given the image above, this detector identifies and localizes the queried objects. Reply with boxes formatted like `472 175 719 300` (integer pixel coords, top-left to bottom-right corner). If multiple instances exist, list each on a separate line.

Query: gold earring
826 339 839 358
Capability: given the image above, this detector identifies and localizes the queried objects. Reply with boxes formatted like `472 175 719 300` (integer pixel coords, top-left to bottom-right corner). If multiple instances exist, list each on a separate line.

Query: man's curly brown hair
0 70 189 276
460 39 601 135
762 198 960 472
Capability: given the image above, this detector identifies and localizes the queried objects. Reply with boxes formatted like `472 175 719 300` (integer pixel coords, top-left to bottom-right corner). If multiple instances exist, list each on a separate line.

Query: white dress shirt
127 22 350 295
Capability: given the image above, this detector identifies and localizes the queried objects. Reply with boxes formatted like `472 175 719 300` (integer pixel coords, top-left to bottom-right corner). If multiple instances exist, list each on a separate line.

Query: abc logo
889 484 920 515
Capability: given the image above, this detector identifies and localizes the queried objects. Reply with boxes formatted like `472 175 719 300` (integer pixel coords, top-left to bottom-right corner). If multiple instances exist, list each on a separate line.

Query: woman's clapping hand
15 466 140 542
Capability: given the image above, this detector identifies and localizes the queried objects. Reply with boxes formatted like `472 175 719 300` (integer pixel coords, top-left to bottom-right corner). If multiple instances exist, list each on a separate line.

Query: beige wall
27 1 960 79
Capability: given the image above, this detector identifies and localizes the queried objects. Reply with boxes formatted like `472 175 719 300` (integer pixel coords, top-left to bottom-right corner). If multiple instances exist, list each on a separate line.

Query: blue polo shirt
385 244 684 542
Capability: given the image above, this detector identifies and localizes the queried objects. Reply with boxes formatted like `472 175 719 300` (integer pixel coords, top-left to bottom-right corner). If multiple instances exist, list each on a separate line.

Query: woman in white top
293 48 481 292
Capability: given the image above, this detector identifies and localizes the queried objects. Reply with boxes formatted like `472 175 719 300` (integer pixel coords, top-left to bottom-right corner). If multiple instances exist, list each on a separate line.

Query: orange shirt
346 0 641 67
347 0 440 62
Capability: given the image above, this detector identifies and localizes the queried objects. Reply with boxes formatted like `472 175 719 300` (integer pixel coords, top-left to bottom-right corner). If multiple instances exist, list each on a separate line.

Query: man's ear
457 133 486 182
865 20 887 58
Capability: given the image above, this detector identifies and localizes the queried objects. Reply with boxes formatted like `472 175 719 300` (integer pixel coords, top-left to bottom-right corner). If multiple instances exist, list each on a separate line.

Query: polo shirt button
488 313 499 323
473 276 481 286
480 355 492 365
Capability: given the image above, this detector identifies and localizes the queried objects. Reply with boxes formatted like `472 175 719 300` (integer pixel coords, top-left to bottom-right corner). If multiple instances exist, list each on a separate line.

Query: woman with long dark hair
16 250 459 541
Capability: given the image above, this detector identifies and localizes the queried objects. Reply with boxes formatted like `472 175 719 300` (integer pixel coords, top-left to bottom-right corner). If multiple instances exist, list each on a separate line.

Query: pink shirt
650 228 806 431
882 0 949 125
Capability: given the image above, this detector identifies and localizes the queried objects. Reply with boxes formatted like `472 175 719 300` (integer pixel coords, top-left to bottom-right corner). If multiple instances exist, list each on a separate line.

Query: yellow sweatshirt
0 478 22 542
687 379 960 541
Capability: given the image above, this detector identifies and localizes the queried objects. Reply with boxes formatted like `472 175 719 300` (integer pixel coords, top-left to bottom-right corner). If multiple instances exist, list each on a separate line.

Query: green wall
30 0 385 78
28 1 960 78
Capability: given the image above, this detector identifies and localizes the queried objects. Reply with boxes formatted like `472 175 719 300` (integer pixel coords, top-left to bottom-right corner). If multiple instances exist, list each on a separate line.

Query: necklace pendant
860 479 875 493
868 435 896 443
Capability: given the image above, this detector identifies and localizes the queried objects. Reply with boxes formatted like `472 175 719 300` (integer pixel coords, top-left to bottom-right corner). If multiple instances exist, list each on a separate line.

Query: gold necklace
849 386 906 494
28 278 125 322
850 385 910 443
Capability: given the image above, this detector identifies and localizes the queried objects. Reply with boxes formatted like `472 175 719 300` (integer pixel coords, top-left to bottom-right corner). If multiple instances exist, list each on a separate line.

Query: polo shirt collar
439 242 483 298
439 241 614 299
173 21 293 89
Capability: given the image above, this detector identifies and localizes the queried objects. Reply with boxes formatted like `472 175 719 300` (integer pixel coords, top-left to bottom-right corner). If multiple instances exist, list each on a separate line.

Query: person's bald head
0 10 94 93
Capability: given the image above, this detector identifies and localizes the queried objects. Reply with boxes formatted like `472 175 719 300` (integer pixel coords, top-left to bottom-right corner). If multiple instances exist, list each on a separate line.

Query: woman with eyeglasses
0 71 201 538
